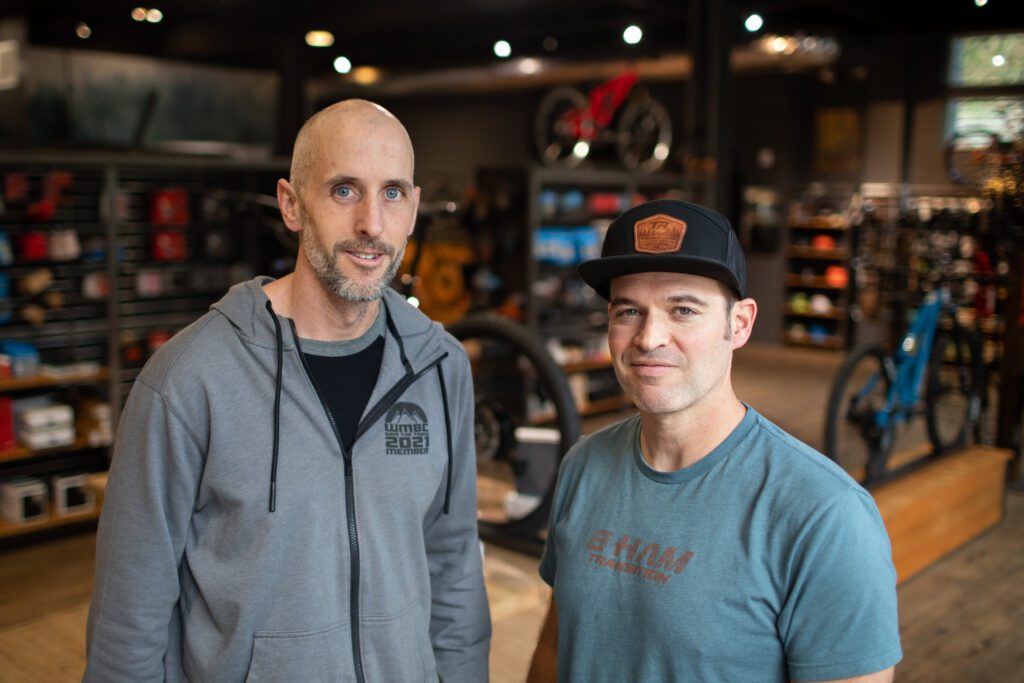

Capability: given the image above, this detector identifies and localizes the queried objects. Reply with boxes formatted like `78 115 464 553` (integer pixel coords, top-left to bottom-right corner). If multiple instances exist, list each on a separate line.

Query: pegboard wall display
0 153 287 539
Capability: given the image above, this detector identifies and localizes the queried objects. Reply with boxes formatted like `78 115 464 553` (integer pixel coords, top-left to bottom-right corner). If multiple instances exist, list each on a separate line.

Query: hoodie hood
211 276 446 370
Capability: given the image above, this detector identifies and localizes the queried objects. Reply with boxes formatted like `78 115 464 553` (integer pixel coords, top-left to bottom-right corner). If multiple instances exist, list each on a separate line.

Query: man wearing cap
527 199 901 682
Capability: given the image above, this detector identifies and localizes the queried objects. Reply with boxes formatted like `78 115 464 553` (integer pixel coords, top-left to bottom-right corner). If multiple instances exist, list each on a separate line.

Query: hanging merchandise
0 232 11 265
18 268 53 297
3 172 28 204
0 272 11 323
152 229 187 261
19 232 49 261
811 234 837 250
824 264 848 288
82 271 110 300
49 228 82 261
150 188 191 225
810 293 834 315
25 198 56 224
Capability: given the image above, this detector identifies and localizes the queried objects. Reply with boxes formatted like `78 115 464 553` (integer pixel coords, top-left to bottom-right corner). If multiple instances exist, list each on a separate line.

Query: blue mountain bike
824 286 985 485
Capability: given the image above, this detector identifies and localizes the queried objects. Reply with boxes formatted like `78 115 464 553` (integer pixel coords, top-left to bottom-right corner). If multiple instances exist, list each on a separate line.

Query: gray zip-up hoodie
85 277 491 682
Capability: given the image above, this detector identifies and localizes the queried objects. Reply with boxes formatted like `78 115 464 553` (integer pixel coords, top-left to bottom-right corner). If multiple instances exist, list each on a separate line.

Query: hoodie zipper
289 319 447 683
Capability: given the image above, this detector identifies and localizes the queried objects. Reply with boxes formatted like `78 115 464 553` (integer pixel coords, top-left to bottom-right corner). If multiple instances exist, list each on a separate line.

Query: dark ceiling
6 0 1024 79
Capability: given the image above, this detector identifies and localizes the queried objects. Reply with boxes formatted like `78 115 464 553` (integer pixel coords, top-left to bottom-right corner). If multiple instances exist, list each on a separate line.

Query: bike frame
863 290 950 430
561 70 638 140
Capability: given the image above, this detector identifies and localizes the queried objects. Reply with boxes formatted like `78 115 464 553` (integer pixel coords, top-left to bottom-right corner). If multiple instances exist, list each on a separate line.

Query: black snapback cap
577 199 747 301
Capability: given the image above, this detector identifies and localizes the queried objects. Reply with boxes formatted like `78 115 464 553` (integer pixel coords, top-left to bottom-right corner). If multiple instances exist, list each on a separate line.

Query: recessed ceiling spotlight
992 54 1006 67
745 14 764 32
334 56 352 74
543 36 558 51
974 0 988 6
494 40 511 58
75 22 92 39
131 7 147 22
146 8 163 23
623 25 643 45
351 66 381 85
518 57 541 75
305 30 335 48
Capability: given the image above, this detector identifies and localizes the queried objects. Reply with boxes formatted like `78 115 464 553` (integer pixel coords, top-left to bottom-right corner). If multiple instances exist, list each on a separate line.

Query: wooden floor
0 342 1021 682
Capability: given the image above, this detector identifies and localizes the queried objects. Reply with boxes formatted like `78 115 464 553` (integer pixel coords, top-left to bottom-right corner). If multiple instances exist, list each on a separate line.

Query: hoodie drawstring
436 363 454 515
264 297 454 516
266 300 284 513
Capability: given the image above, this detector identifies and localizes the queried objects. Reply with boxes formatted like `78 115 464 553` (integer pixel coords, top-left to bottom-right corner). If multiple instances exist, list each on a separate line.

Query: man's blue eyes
333 187 403 199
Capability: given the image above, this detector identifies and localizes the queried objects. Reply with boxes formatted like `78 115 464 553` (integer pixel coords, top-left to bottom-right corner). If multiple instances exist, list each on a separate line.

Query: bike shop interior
0 1 1021 681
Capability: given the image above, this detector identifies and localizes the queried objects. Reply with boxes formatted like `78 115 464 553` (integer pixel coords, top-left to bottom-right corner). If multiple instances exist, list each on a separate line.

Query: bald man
85 100 491 682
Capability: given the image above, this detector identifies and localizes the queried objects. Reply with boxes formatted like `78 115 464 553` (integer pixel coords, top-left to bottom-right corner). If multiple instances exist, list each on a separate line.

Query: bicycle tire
925 320 984 453
615 95 673 173
534 87 589 167
824 343 896 484
447 313 581 537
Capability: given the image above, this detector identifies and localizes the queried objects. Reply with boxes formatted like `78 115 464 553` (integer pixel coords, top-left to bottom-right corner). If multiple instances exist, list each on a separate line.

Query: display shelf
477 165 694 417
0 152 288 542
0 436 107 464
782 185 856 351
784 275 846 289
561 358 613 373
783 305 845 320
0 503 101 539
786 246 849 259
784 331 845 349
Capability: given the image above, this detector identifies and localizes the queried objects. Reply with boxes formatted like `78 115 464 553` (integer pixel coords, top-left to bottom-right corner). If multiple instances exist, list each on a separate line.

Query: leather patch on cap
634 214 686 254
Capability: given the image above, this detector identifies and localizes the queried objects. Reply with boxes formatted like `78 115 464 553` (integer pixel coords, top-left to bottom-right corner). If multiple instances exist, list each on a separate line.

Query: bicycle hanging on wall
533 69 673 173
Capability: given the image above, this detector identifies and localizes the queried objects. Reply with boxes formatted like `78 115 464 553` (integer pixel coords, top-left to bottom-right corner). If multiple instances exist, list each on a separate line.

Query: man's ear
730 298 757 350
407 185 422 237
277 179 303 233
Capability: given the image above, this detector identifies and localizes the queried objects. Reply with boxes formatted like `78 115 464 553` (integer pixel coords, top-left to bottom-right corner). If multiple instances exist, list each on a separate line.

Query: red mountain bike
534 69 673 173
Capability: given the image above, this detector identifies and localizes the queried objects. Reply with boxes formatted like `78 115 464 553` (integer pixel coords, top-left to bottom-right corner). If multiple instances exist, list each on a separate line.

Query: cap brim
578 255 744 301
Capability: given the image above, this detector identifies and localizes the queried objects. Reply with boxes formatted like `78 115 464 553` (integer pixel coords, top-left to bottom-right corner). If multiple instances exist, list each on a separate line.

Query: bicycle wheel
925 321 984 452
534 87 588 167
447 314 581 538
615 95 673 172
824 343 896 483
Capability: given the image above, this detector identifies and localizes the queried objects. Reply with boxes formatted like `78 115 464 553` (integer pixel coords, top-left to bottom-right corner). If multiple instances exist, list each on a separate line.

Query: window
947 33 1023 151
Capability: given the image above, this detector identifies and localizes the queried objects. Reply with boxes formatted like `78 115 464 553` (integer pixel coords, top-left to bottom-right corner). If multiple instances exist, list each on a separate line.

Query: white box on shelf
51 473 96 516
1 477 49 524
17 425 75 450
16 402 74 431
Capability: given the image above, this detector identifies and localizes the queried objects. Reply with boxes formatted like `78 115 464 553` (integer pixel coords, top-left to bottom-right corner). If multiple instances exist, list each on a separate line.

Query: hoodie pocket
244 622 355 683
361 597 437 682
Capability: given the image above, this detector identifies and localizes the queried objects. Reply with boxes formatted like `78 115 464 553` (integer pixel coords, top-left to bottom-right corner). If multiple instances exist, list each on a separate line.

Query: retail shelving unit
0 151 287 539
782 184 857 350
477 166 697 417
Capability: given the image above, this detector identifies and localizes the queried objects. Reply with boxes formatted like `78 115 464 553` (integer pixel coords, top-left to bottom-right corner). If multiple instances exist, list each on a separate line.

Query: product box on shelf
51 473 96 516
1 477 49 524
14 398 76 450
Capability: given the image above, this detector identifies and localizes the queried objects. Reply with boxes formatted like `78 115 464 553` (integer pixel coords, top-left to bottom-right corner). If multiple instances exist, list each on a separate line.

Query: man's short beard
301 228 407 303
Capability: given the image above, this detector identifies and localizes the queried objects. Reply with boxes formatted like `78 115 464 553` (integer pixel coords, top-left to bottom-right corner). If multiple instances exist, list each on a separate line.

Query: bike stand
869 444 1013 584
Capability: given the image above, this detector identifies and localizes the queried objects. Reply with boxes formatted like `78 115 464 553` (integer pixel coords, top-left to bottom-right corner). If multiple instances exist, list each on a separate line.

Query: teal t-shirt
539 406 902 682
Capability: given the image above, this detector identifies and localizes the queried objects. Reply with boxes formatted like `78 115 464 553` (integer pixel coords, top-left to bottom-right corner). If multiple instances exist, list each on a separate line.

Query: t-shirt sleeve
538 449 580 587
779 487 903 681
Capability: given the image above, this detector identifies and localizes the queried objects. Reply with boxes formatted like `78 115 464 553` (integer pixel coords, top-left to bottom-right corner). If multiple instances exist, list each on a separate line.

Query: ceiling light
494 40 511 58
334 56 352 74
744 14 764 32
518 57 541 75
992 54 1006 67
305 30 335 48
572 141 591 159
543 36 558 51
351 66 381 85
974 0 988 6
131 7 147 21
75 22 92 39
146 8 163 23
623 25 643 45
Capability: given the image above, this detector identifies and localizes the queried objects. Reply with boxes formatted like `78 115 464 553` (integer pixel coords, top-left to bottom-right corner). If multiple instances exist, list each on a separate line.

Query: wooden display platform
872 445 1013 584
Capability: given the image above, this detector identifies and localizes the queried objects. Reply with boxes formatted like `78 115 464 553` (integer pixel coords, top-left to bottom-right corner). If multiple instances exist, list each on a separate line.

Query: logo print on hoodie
385 402 430 455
